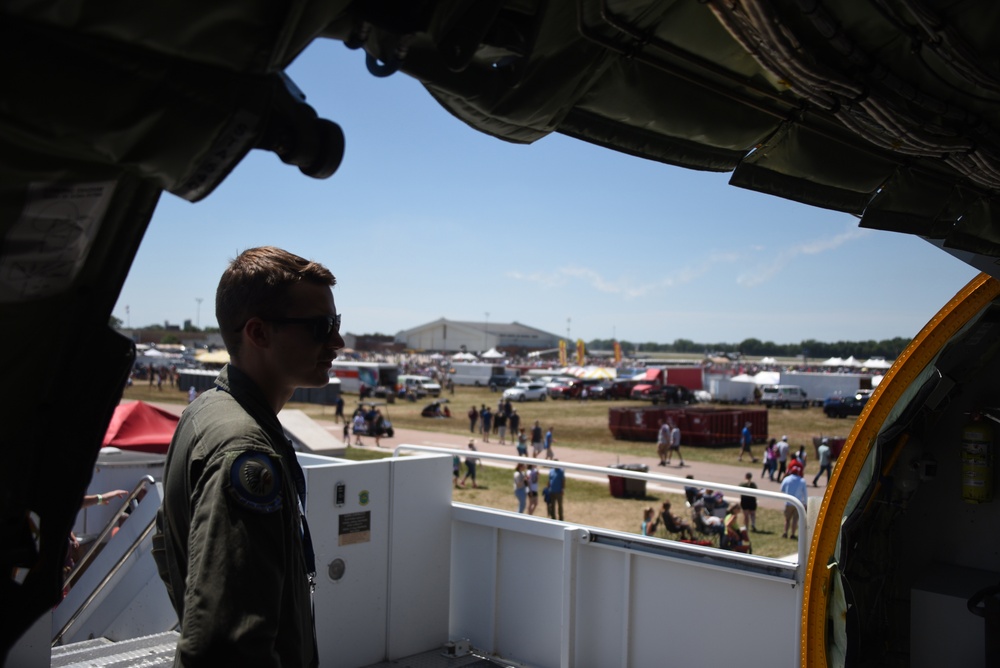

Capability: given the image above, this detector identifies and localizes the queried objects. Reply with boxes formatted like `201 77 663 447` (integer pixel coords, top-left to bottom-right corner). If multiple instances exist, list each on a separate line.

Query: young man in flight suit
154 246 344 667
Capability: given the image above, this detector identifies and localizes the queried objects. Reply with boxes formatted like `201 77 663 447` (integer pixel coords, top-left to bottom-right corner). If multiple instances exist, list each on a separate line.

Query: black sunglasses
236 314 341 342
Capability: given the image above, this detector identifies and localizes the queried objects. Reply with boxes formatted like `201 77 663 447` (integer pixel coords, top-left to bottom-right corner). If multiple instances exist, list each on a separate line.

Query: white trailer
329 361 400 394
449 362 506 386
707 376 757 403
779 372 872 404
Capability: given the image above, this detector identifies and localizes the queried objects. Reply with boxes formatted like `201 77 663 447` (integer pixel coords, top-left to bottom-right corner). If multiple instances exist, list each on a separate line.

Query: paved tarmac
315 419 830 512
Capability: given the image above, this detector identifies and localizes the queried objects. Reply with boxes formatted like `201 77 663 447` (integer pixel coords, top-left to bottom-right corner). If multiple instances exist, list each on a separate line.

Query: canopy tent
821 357 845 367
563 366 617 380
753 371 781 385
195 349 230 365
428 353 445 360
480 348 504 359
863 357 892 370
102 401 180 454
842 356 862 367
451 352 477 361
759 357 777 364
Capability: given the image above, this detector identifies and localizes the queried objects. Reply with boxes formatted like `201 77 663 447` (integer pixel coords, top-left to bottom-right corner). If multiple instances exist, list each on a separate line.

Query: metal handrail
53 516 158 646
65 475 155 587
391 444 809 570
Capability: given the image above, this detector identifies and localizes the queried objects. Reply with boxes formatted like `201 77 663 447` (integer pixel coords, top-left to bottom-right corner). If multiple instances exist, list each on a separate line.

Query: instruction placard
338 511 371 546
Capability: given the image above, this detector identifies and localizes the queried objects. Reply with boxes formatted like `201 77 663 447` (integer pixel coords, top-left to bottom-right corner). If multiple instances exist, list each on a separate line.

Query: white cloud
737 227 872 287
505 251 741 299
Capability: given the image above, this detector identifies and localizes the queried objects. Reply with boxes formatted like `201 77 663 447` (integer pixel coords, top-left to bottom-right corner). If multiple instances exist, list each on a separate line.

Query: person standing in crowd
813 438 833 487
480 405 492 443
656 419 670 467
333 394 344 423
513 463 528 513
155 246 341 668
775 435 791 481
738 472 758 532
531 420 543 457
515 427 529 457
508 408 520 439
526 464 540 514
761 438 777 481
453 452 461 488
666 419 684 467
495 408 508 445
545 463 565 521
794 444 807 468
780 460 808 539
543 426 556 460
468 405 478 433
352 410 367 446
738 421 759 463
460 439 479 488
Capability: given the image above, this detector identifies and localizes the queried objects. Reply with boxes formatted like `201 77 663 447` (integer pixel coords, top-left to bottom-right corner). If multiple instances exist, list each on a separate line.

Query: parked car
824 389 873 418
760 384 809 409
488 374 518 391
502 381 549 402
632 383 695 404
544 376 577 398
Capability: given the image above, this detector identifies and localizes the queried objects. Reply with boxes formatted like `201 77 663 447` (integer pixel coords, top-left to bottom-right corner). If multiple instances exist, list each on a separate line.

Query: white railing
393 445 806 668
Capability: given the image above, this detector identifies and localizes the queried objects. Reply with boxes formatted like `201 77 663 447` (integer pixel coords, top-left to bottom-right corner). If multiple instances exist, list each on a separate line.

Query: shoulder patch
227 451 282 513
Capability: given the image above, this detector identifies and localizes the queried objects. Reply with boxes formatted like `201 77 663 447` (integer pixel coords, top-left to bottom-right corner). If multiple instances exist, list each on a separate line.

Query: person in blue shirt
545 464 565 520
780 461 808 539
543 426 556 460
738 421 759 463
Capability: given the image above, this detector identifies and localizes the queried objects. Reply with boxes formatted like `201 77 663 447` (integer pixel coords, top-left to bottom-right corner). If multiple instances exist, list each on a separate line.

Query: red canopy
634 368 662 382
102 401 180 454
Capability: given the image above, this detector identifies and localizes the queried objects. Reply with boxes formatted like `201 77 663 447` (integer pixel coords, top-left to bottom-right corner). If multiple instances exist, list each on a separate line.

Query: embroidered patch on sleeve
227 451 283 513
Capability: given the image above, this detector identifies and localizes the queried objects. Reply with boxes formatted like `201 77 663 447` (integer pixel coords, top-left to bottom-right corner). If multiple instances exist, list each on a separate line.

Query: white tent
821 357 844 366
842 356 862 367
480 348 504 359
451 352 477 361
564 365 616 379
863 357 892 369
759 356 777 364
753 371 780 385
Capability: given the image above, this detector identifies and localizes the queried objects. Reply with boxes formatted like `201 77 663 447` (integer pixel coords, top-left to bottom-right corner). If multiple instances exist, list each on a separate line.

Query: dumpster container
608 463 649 498
608 474 627 498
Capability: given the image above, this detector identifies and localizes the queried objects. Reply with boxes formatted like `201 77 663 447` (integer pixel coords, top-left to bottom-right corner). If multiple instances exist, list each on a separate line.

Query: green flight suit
154 365 318 667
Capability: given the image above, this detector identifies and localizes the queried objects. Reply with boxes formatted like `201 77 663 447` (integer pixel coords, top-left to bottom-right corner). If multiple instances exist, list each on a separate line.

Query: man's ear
244 318 271 350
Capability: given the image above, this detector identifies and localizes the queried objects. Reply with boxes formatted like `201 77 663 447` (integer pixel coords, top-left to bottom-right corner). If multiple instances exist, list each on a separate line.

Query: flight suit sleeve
175 446 292 668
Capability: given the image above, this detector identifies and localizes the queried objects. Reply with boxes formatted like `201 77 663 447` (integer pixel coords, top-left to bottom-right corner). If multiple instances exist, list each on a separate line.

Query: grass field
125 381 840 557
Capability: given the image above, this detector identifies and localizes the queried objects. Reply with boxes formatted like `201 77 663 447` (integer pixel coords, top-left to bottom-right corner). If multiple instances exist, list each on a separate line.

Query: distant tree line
588 337 911 360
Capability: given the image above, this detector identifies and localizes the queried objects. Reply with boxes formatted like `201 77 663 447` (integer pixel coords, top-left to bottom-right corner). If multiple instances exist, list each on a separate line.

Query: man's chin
298 373 332 389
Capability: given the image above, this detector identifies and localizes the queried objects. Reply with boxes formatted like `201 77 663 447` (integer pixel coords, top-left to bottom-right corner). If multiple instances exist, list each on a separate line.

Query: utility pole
484 311 489 350
195 298 203 329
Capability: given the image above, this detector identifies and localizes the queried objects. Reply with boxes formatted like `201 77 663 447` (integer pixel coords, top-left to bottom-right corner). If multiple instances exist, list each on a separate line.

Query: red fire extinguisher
961 412 994 503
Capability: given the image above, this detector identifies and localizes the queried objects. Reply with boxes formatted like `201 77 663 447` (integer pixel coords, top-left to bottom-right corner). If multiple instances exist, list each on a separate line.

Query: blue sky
114 39 979 346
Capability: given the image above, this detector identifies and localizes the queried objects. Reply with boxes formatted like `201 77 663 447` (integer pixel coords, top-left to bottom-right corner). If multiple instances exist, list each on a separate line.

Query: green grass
339 439 797 557
126 382 823 557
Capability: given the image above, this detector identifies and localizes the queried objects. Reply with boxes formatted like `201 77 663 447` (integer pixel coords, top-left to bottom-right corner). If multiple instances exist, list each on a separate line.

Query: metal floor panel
51 631 179 668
